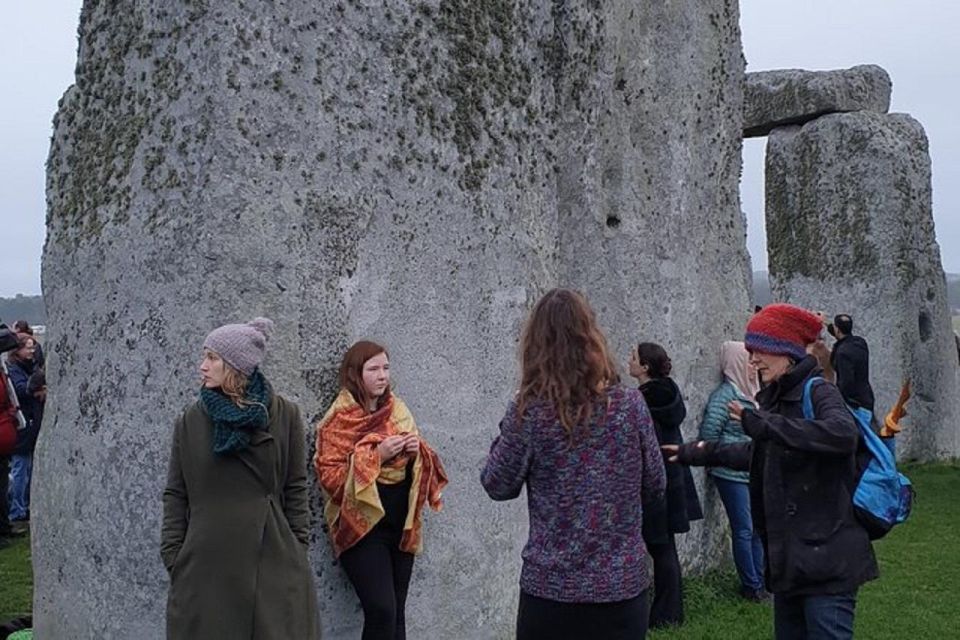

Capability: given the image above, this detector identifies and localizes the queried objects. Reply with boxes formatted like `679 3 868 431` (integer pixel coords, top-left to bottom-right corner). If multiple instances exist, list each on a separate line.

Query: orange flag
880 379 911 438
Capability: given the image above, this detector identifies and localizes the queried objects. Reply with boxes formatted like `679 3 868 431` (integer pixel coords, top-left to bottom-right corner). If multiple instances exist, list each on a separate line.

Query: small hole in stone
918 311 932 342
606 215 621 229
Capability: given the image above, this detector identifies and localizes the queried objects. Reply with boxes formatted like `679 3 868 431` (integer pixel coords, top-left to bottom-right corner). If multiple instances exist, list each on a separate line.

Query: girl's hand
403 434 420 455
377 435 407 461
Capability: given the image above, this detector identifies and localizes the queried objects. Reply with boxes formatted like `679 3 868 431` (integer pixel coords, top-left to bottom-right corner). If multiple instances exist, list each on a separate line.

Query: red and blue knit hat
745 304 822 360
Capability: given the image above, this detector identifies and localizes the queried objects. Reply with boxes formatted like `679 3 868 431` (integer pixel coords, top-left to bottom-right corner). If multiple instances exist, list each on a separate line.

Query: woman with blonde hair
161 317 319 639
315 340 447 640
481 289 666 640
698 341 765 601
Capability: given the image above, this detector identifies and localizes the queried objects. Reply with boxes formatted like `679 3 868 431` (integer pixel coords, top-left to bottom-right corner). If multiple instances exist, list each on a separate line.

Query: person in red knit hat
665 303 877 640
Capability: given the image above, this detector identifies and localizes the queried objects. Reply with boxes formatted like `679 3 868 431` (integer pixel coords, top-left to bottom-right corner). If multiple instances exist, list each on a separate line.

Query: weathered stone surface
744 65 891 138
37 1 749 638
766 112 960 460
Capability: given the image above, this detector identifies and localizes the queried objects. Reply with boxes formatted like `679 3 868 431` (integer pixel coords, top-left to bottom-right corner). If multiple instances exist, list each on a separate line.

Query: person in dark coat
0 325 25 546
161 318 319 640
827 314 875 412
666 304 878 640
630 342 703 629
5 333 39 524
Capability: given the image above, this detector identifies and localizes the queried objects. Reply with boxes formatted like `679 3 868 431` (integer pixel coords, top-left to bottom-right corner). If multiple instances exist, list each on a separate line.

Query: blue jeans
714 477 765 591
774 591 857 640
7 453 32 521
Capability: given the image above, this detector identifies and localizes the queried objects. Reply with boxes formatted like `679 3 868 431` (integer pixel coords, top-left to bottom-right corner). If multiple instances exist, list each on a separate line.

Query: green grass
650 461 960 639
0 534 32 620
0 463 958 634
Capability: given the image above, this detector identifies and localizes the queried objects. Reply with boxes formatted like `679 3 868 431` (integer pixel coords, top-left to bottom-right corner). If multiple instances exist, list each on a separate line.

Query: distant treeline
753 272 960 311
0 294 46 326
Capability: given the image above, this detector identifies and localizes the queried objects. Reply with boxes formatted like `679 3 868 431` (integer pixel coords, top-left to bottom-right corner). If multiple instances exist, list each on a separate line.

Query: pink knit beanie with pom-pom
203 317 274 375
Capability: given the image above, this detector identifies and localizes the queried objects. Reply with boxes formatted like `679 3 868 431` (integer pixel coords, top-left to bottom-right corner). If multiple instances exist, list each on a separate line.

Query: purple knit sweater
481 385 666 603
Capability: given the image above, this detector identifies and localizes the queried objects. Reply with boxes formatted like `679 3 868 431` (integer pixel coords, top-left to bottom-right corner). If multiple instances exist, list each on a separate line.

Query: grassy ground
650 461 960 639
0 534 31 621
0 462 957 635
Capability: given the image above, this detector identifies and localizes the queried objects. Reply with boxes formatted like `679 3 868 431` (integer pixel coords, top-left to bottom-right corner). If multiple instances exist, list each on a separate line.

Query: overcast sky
1 1 957 297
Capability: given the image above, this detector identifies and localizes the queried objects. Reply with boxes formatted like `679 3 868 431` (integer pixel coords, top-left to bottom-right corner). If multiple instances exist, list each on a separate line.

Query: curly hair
517 288 619 437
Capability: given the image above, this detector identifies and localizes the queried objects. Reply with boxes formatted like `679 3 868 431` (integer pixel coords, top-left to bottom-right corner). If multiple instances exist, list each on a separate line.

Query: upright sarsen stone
552 0 751 568
38 1 749 637
766 112 960 460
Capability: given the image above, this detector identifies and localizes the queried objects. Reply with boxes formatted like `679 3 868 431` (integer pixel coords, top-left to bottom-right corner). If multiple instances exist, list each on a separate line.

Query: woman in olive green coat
161 318 319 639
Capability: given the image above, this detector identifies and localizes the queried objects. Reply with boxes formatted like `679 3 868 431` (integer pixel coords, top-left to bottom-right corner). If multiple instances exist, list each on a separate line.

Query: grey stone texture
37 1 749 638
766 112 960 460
744 65 892 138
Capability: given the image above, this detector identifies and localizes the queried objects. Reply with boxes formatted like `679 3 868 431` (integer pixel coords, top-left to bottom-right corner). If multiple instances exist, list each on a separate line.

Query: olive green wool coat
161 394 320 639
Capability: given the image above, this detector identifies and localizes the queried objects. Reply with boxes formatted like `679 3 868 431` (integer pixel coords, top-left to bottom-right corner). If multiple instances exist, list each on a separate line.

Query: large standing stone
766 112 960 460
37 1 749 637
744 65 891 138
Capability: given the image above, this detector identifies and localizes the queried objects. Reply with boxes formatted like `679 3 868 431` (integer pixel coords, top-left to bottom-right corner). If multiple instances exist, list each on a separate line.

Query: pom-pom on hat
203 317 274 376
745 304 821 361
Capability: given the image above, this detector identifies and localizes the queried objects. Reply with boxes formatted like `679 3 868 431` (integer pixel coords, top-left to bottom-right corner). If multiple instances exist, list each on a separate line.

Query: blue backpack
802 377 913 540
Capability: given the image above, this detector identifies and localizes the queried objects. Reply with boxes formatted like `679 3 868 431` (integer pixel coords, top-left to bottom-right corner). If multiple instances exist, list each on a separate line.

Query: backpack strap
801 376 826 420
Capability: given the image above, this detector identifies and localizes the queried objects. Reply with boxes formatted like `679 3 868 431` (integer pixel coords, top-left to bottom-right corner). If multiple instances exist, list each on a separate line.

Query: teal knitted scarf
200 369 271 455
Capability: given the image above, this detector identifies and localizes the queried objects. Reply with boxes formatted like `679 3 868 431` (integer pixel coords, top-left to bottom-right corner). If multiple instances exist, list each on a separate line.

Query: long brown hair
339 340 390 412
518 288 619 436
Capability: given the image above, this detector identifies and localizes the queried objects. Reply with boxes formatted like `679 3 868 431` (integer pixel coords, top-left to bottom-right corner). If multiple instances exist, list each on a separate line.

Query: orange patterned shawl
314 389 447 556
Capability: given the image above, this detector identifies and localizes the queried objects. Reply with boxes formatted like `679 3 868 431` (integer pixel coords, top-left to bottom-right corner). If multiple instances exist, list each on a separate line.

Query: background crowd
0 320 45 549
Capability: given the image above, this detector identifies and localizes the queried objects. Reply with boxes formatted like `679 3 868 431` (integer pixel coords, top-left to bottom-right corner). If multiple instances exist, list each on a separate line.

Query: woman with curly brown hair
481 289 666 640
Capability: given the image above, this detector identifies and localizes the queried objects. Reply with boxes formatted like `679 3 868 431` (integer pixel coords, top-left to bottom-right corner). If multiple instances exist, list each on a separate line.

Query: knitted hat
744 304 821 361
203 317 274 376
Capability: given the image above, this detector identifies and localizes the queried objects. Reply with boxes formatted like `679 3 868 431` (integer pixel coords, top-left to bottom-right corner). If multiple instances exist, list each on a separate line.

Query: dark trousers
647 534 683 628
0 455 10 535
774 591 858 640
339 532 415 640
517 590 650 640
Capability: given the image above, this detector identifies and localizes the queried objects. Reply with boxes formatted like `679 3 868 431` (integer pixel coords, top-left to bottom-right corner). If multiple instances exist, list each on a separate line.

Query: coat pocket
791 520 846 584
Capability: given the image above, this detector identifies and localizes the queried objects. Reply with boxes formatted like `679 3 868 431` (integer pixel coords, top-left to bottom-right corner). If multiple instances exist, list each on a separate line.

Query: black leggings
339 533 415 640
648 533 684 628
517 590 650 640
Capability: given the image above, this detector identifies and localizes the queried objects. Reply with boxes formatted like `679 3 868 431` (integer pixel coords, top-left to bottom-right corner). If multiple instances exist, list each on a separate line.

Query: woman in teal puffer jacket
698 341 765 601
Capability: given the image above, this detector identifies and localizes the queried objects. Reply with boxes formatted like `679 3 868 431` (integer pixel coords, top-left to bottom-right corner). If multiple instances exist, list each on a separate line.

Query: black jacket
830 335 875 411
639 377 703 544
6 359 40 456
679 356 878 596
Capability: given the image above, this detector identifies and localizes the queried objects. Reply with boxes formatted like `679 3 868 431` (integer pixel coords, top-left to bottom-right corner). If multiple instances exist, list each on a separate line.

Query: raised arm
481 402 531 501
742 383 857 456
